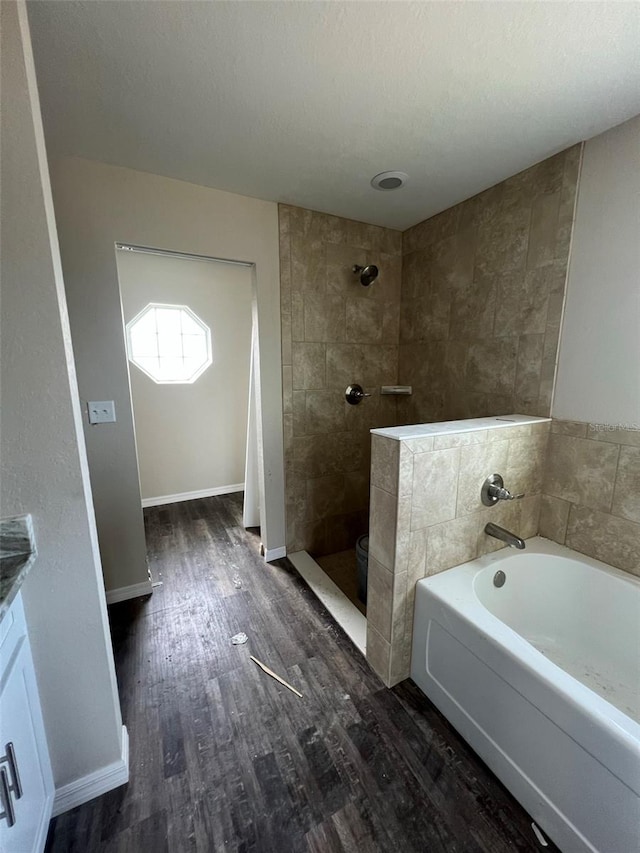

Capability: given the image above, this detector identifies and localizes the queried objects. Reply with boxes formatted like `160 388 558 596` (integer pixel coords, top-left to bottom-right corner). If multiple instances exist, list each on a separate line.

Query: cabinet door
0 637 53 853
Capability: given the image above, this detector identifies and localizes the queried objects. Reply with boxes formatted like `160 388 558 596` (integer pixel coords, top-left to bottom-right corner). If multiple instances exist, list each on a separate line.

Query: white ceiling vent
370 171 408 191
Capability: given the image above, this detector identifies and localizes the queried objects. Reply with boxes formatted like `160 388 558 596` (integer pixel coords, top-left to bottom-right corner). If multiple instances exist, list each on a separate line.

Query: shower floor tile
316 548 366 615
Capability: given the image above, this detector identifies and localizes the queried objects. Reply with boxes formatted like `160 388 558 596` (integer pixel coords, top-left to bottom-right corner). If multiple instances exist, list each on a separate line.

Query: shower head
352 264 379 287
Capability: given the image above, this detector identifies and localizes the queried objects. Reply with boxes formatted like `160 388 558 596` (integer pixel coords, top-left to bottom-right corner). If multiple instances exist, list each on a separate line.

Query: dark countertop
0 515 37 621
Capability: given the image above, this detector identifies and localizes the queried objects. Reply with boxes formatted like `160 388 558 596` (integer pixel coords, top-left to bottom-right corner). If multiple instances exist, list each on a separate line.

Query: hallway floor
45 494 556 852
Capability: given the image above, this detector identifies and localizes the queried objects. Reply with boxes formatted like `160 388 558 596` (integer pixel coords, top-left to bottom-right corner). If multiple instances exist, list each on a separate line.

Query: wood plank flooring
45 494 556 852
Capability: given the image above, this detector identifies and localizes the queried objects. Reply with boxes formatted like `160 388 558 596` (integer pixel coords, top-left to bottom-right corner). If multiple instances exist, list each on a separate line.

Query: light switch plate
87 400 116 424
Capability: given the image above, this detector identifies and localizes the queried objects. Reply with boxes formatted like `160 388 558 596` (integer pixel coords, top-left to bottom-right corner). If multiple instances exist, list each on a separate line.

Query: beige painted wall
1 0 124 793
554 116 640 426
279 205 402 556
48 157 285 592
117 250 252 501
399 145 581 423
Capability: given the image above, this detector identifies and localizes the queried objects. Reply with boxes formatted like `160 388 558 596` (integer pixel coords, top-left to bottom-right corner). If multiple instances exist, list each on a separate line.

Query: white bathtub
411 537 640 853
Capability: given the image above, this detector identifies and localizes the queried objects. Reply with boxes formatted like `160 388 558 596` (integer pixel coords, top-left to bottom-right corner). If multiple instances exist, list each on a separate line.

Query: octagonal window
126 303 212 384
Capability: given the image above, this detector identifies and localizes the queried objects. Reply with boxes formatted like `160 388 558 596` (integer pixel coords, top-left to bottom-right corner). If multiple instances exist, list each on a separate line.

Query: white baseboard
141 483 244 508
106 580 153 604
264 546 286 561
52 726 129 817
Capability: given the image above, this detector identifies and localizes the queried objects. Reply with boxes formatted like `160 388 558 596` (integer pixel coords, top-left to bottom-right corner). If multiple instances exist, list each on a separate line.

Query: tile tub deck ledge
371 414 551 441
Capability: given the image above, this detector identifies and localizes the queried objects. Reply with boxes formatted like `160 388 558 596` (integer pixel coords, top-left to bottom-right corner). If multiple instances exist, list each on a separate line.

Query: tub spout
484 522 525 549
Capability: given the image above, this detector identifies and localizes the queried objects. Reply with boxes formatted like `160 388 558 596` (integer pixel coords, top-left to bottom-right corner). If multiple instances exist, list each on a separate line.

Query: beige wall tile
303 291 345 343
382 301 400 344
389 572 411 684
550 419 588 437
612 446 640 523
506 428 549 495
399 444 414 496
588 424 640 447
426 514 480 574
494 269 549 336
306 474 344 521
294 435 333 478
456 440 509 516
545 433 620 512
345 297 383 344
394 494 412 573
538 494 570 543
291 234 326 294
366 555 394 640
411 448 460 530
280 313 292 365
369 485 398 570
566 504 640 576
485 423 533 442
282 365 293 414
398 147 576 423
389 644 411 687
403 436 435 454
433 430 488 450
292 341 325 390
304 390 345 435
448 278 496 339
475 207 530 277
526 192 561 269
465 338 519 396
366 624 391 685
343 470 369 513
408 529 427 585
371 435 399 494
292 390 306 435
291 291 305 341
326 343 364 387
515 334 544 401
281 205 401 555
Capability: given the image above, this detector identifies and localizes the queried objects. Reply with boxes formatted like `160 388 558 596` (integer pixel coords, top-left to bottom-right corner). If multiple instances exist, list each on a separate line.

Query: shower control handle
345 384 371 405
481 473 524 506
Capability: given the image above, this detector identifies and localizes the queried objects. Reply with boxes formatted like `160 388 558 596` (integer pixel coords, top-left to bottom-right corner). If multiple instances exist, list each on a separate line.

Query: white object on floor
250 655 303 698
288 551 366 655
531 822 548 847
230 632 248 645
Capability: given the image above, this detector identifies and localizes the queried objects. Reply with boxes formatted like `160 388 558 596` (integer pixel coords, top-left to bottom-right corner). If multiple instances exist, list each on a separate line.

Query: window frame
125 302 213 385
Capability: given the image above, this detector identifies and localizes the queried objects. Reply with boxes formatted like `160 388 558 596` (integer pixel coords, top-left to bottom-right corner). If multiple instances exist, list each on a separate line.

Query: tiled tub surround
366 415 551 686
398 145 581 424
540 419 640 577
279 204 402 555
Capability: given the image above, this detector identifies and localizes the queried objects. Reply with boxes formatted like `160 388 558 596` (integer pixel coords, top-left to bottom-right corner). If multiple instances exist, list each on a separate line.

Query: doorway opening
115 244 260 542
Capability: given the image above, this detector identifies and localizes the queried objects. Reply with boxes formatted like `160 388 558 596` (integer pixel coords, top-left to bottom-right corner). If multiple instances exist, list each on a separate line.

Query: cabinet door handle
4 744 22 799
0 767 15 827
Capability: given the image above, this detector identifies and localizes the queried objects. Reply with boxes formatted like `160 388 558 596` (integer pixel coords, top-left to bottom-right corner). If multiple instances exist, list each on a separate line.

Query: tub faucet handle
481 474 524 506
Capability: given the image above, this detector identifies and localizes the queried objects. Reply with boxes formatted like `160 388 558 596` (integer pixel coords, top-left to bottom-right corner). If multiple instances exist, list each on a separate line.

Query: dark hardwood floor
45 494 555 852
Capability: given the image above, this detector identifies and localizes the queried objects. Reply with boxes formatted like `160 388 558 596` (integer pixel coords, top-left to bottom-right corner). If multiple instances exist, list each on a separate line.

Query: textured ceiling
28 1 640 230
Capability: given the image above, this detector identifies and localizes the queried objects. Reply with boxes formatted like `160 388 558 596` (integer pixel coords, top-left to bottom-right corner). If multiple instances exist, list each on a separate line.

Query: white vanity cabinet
0 592 53 853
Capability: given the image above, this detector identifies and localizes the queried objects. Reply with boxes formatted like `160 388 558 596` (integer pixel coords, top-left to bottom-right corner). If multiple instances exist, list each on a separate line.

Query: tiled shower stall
279 144 582 616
